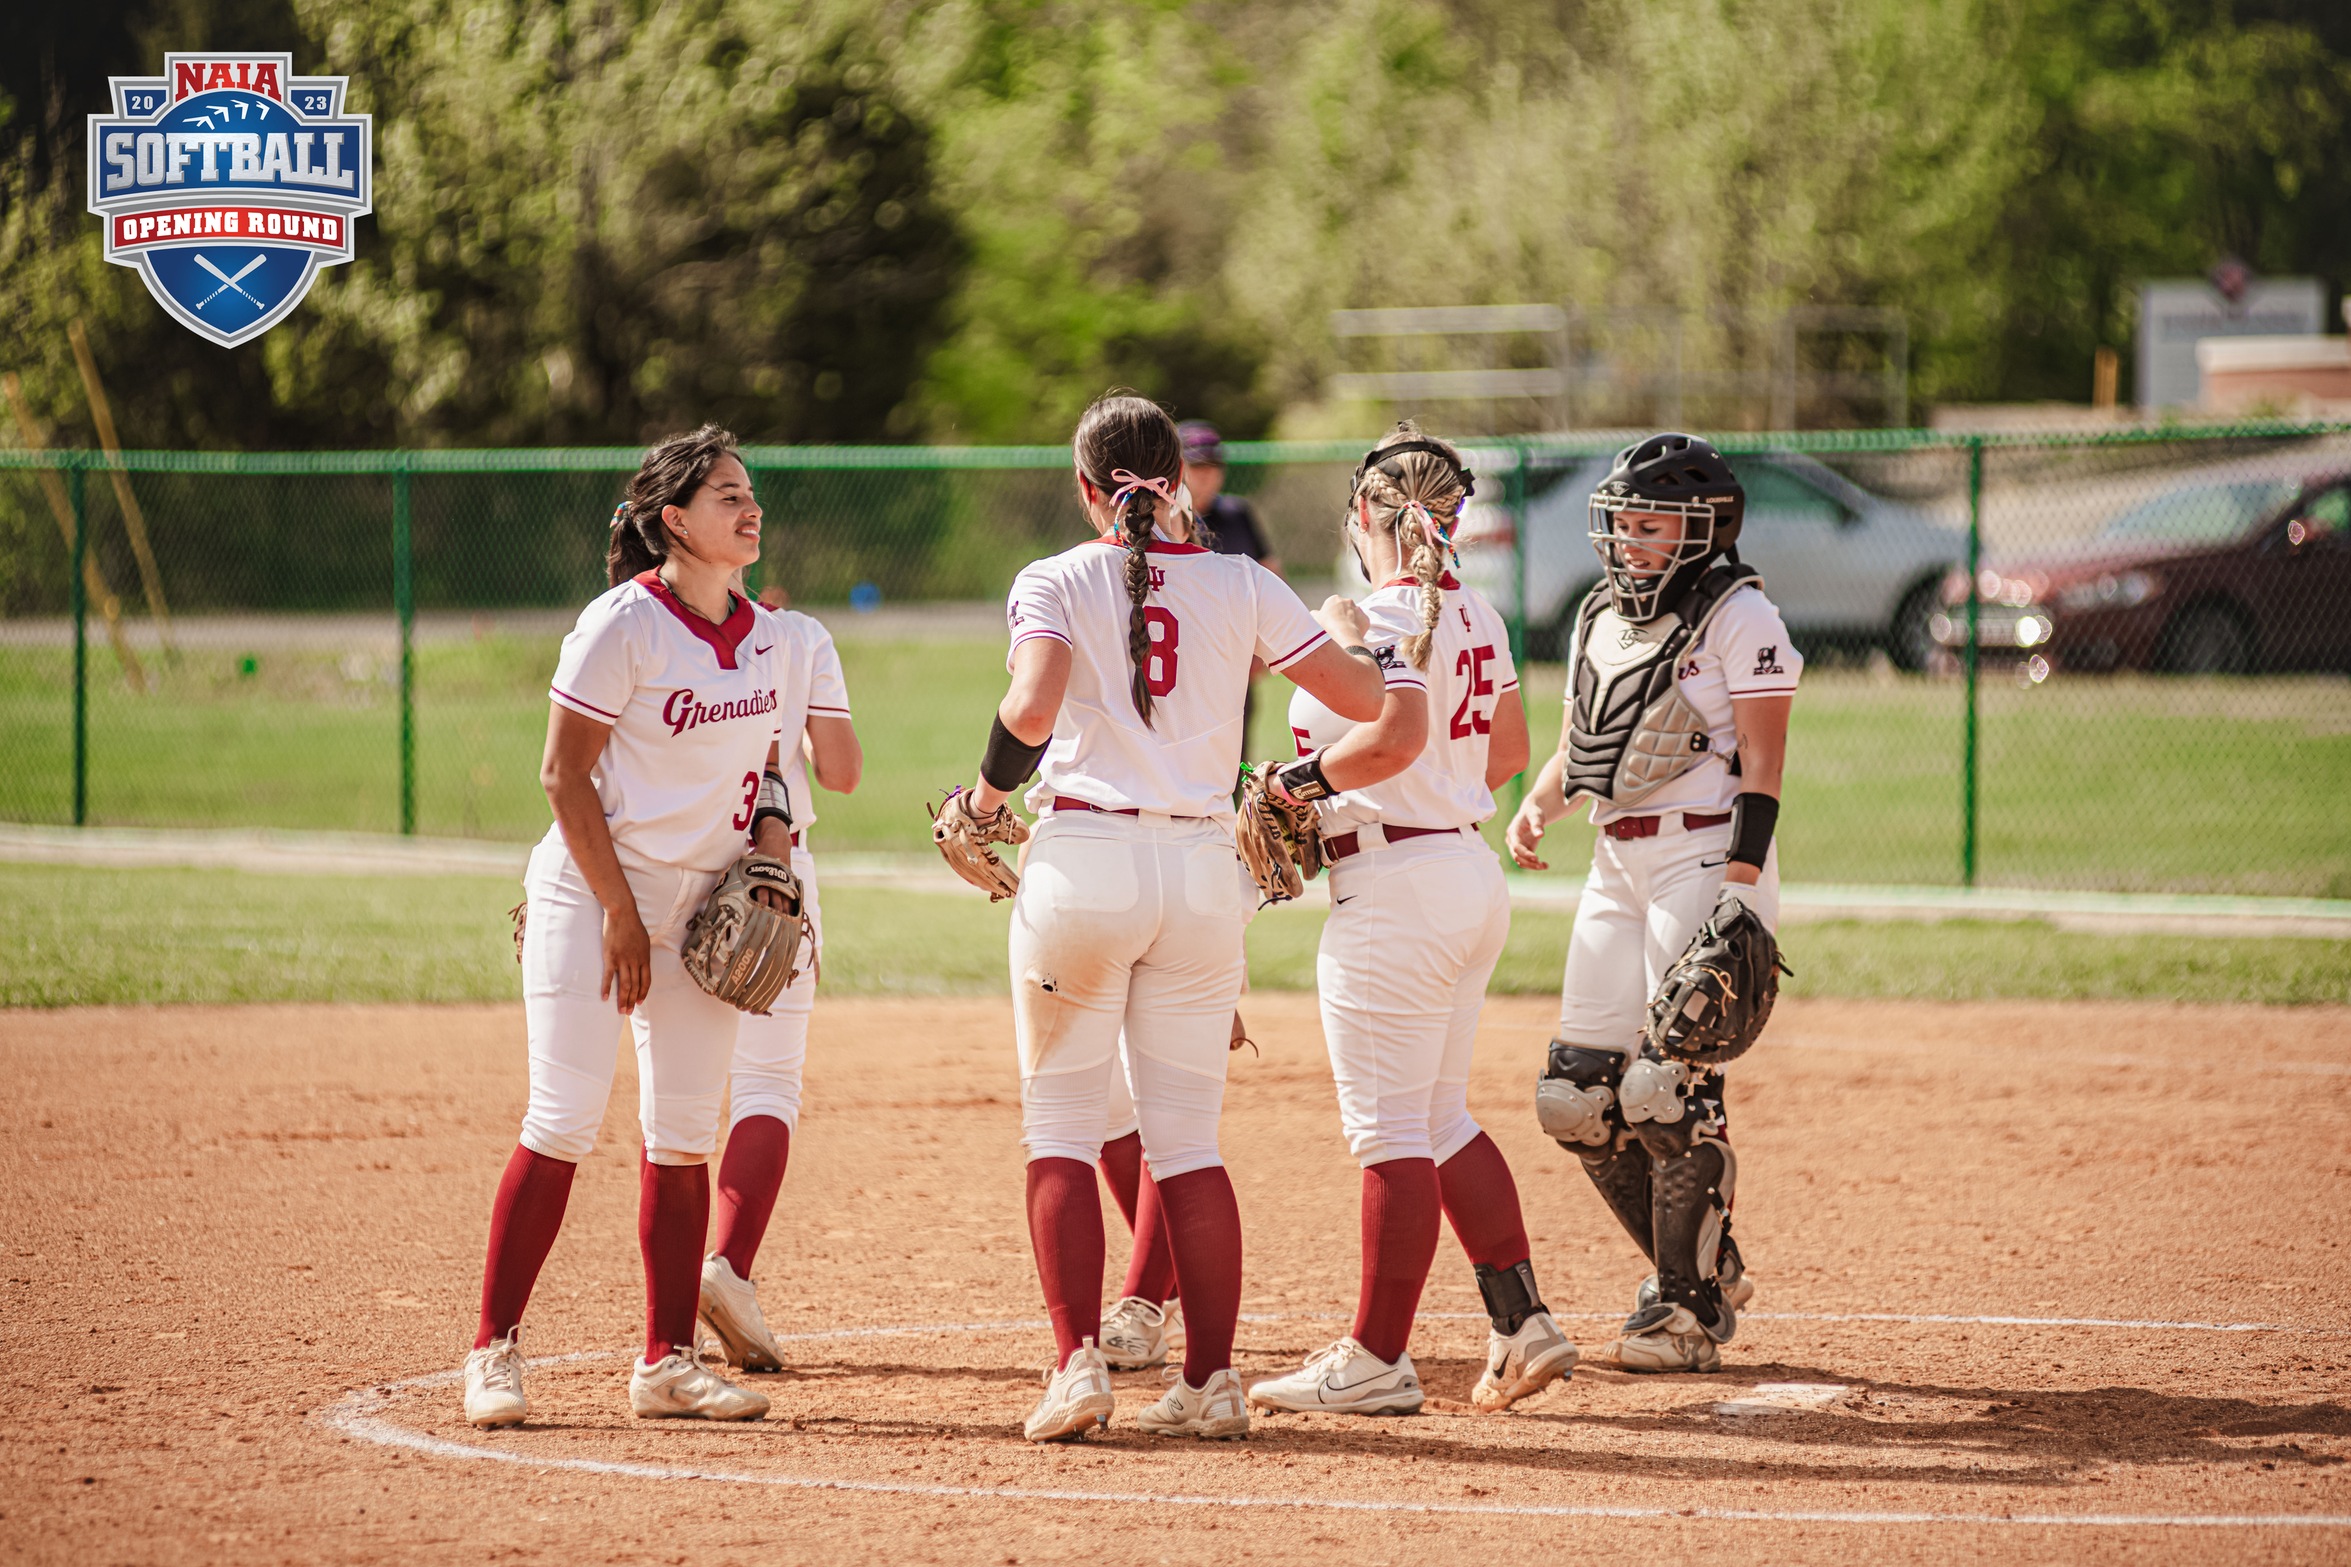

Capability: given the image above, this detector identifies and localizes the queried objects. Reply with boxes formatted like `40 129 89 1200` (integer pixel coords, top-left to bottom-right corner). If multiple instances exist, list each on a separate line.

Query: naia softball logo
85 53 373 348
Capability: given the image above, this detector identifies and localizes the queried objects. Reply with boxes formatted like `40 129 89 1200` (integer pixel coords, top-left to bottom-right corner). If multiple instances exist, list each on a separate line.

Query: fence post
69 462 87 827
1961 436 1983 887
393 459 415 836
1506 439 1531 817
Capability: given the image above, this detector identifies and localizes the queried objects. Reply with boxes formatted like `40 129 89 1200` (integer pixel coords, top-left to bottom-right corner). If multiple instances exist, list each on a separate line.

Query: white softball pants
517 838 741 1166
1317 832 1512 1167
1010 812 1256 1180
1557 819 1781 1049
726 844 822 1133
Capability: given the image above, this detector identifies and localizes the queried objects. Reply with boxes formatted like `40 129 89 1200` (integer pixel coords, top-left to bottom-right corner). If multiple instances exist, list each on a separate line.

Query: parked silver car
1449 450 1964 667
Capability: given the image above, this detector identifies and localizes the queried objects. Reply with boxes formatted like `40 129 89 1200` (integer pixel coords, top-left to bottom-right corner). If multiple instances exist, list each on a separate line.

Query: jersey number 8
1143 607 1180 696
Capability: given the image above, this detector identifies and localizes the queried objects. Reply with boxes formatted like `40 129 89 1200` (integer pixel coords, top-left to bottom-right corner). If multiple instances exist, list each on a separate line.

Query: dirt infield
3 994 2347 1564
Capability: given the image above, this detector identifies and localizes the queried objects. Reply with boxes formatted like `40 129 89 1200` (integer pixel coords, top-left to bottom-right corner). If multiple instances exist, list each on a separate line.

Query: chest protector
1564 562 1761 809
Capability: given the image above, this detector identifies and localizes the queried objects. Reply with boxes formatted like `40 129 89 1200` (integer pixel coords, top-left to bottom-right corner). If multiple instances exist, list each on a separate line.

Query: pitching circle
321 1310 2351 1531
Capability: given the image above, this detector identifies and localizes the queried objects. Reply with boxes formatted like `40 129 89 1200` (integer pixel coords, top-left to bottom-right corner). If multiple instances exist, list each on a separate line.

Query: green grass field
3 637 2347 895
3 863 2343 1009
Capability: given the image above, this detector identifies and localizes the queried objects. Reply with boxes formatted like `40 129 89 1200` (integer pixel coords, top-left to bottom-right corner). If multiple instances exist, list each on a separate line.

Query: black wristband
1728 791 1778 869
750 767 794 839
980 713 1050 793
1272 751 1336 803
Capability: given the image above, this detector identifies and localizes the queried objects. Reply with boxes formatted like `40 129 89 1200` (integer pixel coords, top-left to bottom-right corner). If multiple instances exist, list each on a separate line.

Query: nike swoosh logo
752 644 774 655
1334 895 1355 905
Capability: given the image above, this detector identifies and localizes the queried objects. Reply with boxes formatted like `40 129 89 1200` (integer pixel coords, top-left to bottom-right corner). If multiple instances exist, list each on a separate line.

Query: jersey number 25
1450 645 1496 739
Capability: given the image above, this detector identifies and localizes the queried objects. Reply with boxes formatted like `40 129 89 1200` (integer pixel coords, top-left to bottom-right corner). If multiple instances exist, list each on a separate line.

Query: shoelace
1299 1338 1356 1378
476 1342 523 1392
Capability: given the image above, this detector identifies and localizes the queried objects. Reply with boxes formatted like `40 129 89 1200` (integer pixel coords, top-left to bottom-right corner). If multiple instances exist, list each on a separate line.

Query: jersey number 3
1143 607 1180 696
1451 645 1496 739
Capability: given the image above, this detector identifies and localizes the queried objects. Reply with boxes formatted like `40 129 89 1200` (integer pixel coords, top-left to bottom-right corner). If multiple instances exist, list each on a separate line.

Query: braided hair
1072 392 1185 726
605 424 742 586
1352 422 1468 669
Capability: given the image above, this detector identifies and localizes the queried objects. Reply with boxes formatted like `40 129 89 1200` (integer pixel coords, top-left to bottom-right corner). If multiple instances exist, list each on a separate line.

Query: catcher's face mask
1589 491 1717 620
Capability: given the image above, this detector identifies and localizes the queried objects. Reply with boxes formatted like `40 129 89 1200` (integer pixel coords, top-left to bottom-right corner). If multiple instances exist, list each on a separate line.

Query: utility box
2137 278 2325 409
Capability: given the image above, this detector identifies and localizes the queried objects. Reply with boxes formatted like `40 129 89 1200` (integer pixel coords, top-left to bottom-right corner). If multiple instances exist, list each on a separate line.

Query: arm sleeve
1006 565 1072 670
1712 590 1805 698
806 624 851 719
548 596 636 724
1252 563 1329 670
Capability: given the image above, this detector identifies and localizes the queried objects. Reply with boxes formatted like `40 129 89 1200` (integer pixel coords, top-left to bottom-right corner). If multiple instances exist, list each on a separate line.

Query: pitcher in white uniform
1505 432 1801 1374
943 392 1384 1442
460 427 791 1428
692 601 862 1372
1243 425 1579 1420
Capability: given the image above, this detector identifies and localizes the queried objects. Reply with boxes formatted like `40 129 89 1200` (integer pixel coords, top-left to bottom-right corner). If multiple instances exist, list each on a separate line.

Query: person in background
1180 421 1284 753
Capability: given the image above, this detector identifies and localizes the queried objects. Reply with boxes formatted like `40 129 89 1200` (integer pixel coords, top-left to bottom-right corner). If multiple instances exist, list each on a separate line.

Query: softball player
948 392 1383 1441
1506 432 1799 1373
462 426 787 1427
693 609 861 1372
1247 425 1576 1418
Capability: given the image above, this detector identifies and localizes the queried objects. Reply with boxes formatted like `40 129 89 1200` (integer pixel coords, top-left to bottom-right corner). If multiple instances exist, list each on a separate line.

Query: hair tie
1108 468 1183 533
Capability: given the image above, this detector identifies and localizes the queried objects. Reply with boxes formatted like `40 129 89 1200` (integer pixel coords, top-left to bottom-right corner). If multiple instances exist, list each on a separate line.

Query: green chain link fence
2 423 2347 897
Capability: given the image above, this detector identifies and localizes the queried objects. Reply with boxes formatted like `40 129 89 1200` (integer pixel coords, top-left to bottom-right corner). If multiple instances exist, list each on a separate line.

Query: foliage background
1 0 2347 449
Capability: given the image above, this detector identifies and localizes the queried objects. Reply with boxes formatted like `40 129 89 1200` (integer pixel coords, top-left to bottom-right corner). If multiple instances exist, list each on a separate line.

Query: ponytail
1354 421 1469 671
1071 390 1185 727
605 500 668 584
1120 490 1158 725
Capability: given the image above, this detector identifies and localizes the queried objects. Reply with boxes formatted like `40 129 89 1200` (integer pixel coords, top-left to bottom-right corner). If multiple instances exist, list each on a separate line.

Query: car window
1739 462 1844 523
2290 487 2349 551
2099 480 2297 544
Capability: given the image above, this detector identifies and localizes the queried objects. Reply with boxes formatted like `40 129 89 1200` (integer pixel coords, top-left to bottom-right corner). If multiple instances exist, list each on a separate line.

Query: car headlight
2055 570 2161 612
2014 614 2051 648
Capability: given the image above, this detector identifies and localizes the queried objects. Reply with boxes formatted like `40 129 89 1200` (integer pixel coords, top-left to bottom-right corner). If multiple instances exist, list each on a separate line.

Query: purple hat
1177 421 1225 464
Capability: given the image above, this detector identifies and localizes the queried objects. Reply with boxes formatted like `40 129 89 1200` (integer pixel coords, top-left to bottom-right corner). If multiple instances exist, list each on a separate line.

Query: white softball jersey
1287 578 1520 832
762 608 850 837
1006 539 1329 817
544 572 786 875
1576 583 1803 827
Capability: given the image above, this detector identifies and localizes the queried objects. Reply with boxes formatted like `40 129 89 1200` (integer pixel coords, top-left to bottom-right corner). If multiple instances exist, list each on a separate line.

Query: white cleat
462 1328 528 1428
1023 1339 1116 1442
1099 1296 1170 1370
629 1348 771 1420
1137 1367 1250 1439
698 1255 785 1372
1614 1304 1725 1373
1471 1310 1579 1411
1246 1337 1423 1416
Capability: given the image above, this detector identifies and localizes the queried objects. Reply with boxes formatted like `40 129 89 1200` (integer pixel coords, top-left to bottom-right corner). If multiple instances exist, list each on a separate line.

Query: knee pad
1623 1051 1728 1155
1535 1041 1630 1149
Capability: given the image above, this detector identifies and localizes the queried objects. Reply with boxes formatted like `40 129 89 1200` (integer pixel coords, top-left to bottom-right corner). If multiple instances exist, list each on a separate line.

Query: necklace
661 569 733 625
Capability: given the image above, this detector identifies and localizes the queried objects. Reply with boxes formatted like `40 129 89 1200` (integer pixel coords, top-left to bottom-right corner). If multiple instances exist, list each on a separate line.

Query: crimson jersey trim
634 570 755 670
1267 628 1331 670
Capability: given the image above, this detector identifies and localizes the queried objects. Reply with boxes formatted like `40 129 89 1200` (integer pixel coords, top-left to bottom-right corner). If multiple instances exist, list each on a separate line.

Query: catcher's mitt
1643 885 1793 1066
681 852 808 1014
930 786 1027 901
1236 761 1322 904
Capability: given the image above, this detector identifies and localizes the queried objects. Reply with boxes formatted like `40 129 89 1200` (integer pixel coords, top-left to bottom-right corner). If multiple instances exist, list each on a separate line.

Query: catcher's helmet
1588 432 1745 620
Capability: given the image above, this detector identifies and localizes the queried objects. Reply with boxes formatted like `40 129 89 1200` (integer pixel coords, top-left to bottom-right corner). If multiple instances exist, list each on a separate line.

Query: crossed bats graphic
193 253 266 310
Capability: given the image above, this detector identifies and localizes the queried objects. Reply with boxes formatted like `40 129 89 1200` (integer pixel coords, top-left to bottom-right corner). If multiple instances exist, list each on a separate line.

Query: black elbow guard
980 713 1050 793
1728 791 1778 869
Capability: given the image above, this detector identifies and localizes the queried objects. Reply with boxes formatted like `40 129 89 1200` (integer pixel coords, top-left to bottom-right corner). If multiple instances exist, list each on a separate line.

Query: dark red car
1933 470 2351 672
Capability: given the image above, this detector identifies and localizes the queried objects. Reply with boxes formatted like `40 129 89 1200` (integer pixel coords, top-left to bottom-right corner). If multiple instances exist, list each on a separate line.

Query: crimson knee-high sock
639 1154 711 1362
1026 1157 1104 1369
1121 1166 1180 1304
1098 1131 1144 1230
1437 1132 1534 1270
1155 1166 1243 1386
475 1145 577 1348
712 1116 792 1279
1352 1158 1441 1365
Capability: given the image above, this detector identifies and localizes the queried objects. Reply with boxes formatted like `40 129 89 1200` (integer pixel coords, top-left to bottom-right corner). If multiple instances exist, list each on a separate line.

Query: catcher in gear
1505 431 1801 1375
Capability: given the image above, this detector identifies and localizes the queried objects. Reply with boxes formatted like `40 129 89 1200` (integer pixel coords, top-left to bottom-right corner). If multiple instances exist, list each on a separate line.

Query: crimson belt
1322 825 1468 861
1602 810 1732 841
